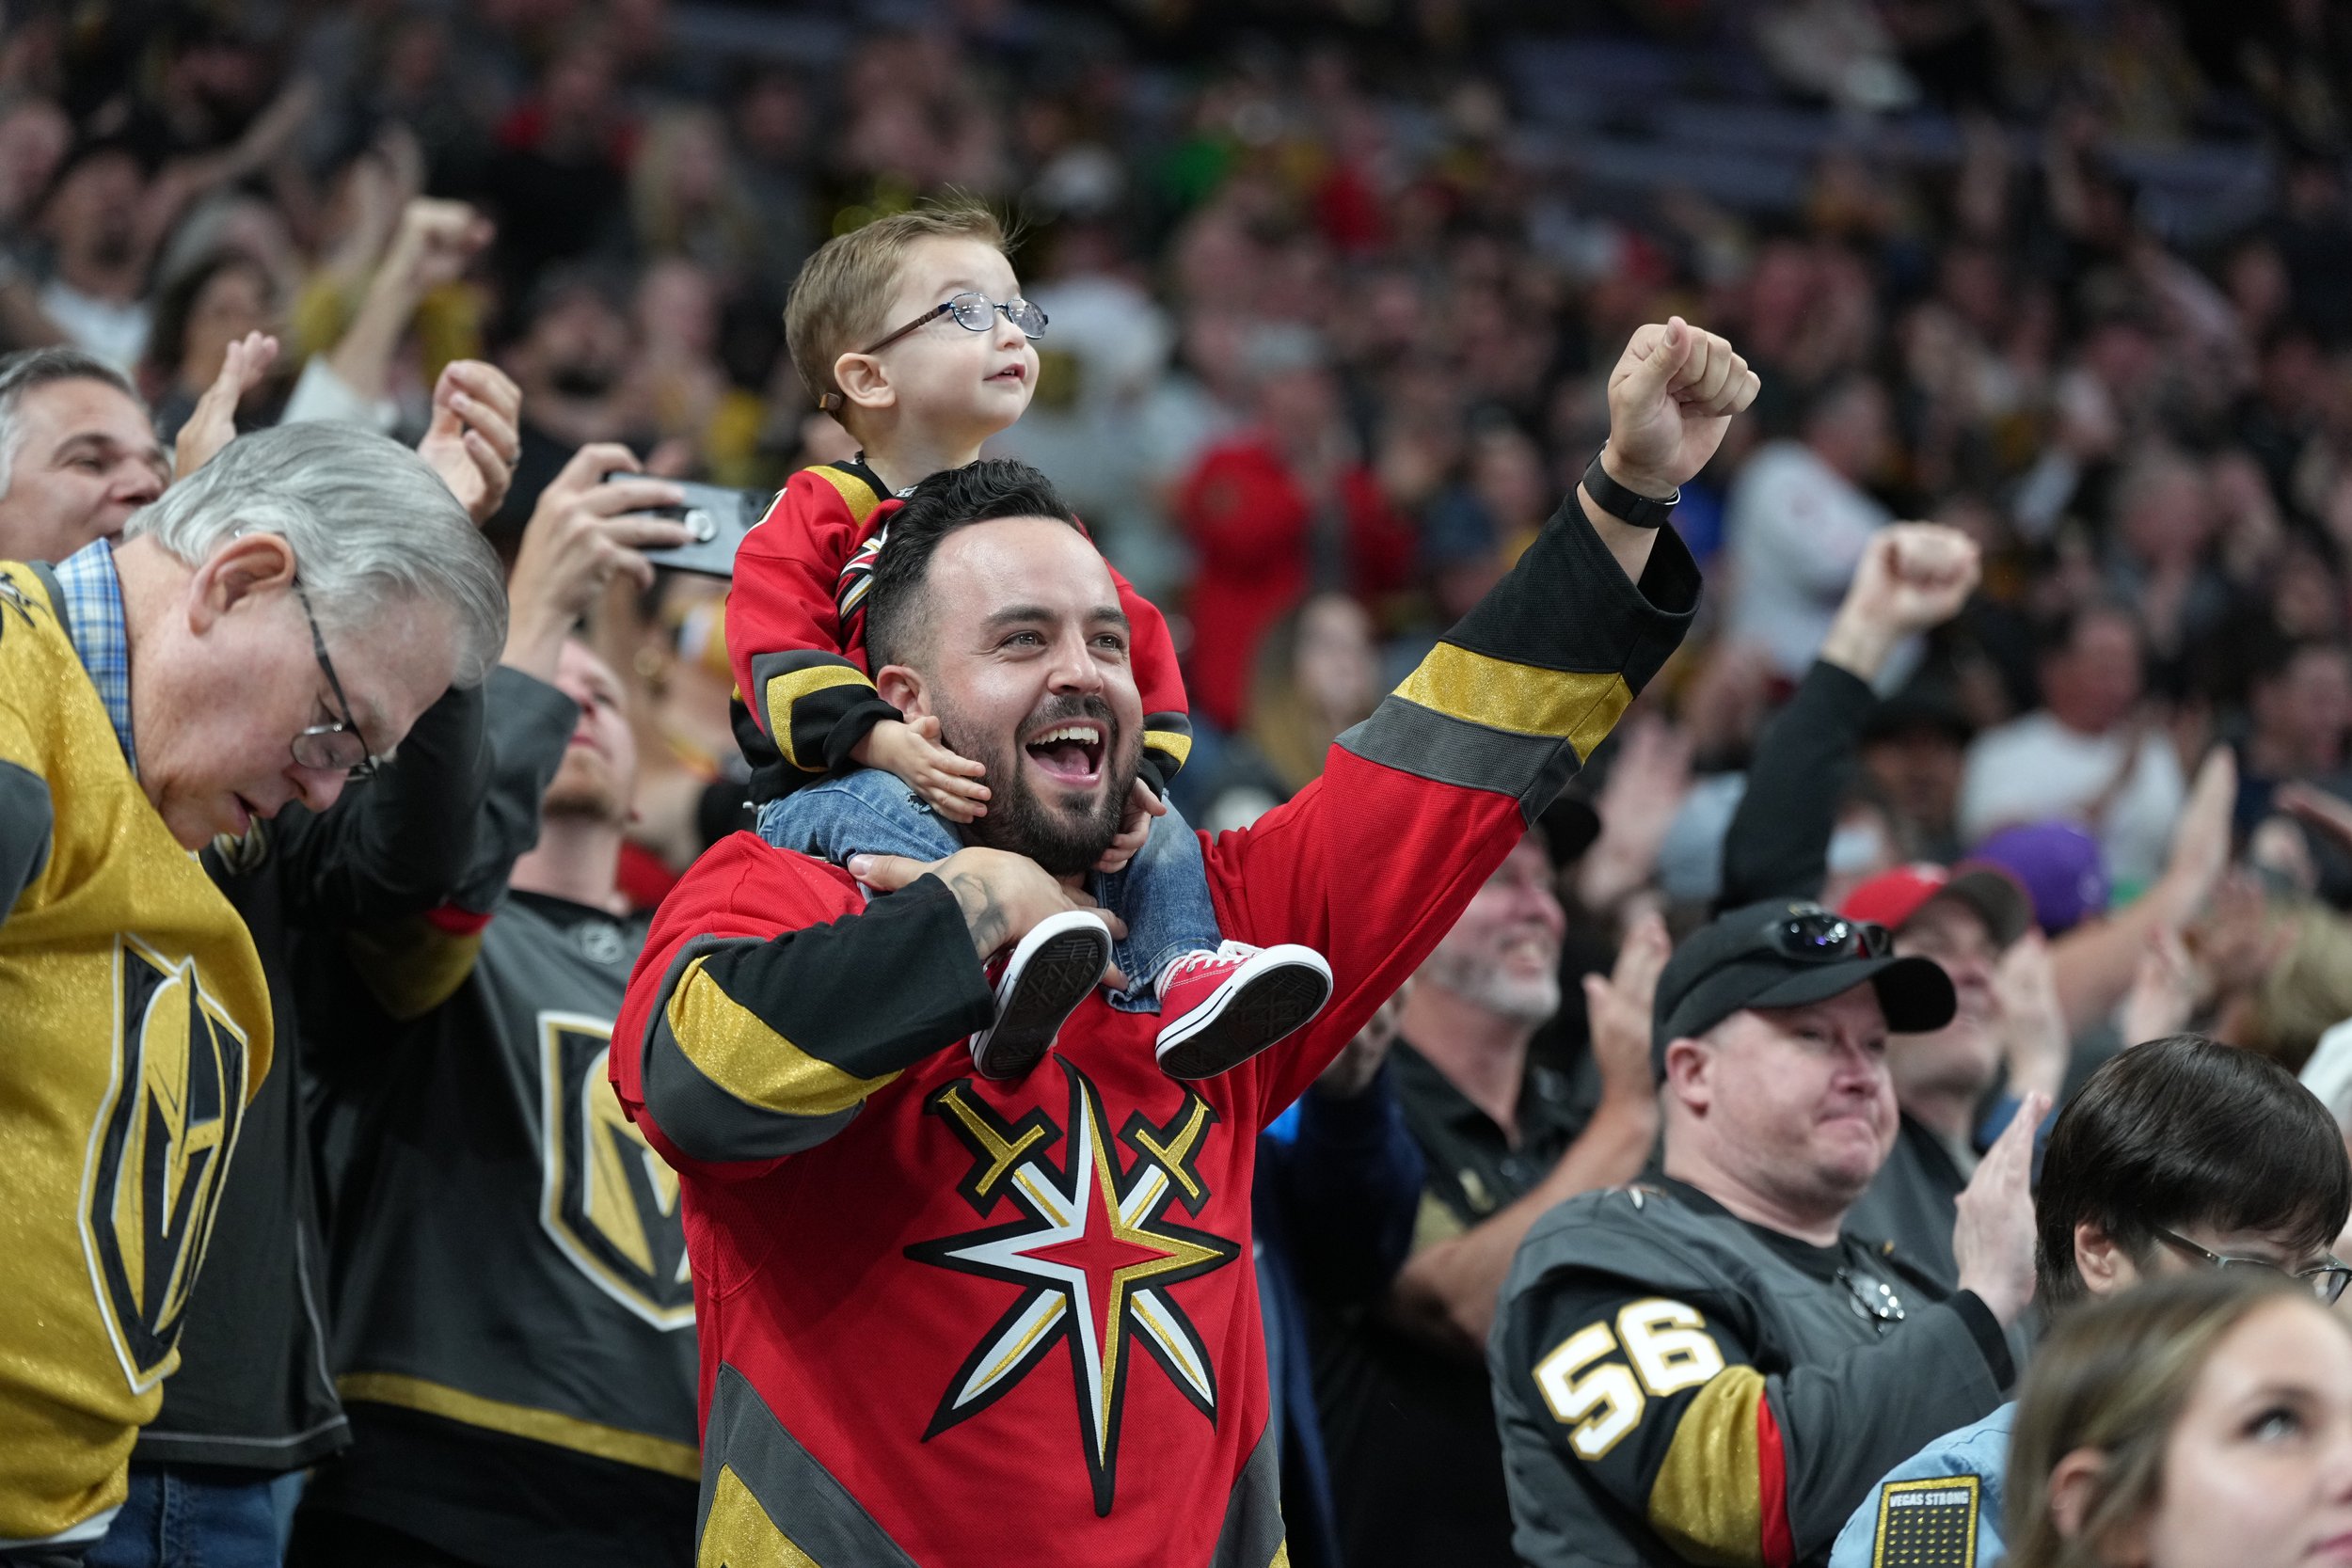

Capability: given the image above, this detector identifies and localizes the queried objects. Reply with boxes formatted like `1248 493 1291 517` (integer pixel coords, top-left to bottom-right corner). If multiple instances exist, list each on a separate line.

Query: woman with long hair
2006 1268 2352 1568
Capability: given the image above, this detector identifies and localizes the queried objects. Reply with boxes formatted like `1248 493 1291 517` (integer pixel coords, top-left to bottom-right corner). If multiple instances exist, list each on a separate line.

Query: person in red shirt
614 317 1754 1566
1176 325 1418 732
729 203 1332 1083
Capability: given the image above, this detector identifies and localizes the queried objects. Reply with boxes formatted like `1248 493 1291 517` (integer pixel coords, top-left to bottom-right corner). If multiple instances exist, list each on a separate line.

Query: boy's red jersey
616 500 1700 1565
726 459 1195 804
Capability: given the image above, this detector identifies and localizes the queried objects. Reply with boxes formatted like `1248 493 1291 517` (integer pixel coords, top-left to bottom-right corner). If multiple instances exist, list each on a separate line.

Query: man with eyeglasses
1490 898 2044 1568
0 422 508 1565
1830 1033 2352 1568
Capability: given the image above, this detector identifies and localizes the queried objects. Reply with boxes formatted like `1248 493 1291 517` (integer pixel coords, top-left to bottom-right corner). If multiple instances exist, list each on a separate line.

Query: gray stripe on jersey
697 1361 922 1565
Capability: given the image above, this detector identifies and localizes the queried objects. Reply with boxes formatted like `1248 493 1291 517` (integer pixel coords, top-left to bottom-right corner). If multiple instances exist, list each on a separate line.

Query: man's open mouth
1024 721 1105 786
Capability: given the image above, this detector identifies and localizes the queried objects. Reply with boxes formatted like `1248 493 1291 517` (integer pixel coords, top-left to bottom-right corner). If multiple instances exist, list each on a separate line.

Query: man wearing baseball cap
1491 898 2042 1568
1839 859 2042 1288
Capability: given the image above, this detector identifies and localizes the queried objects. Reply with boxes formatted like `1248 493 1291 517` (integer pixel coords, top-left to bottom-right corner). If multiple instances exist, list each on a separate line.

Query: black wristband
1581 451 1678 530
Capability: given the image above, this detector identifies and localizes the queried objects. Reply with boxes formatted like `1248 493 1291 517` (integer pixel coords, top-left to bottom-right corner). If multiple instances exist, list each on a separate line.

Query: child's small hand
1094 778 1167 874
858 716 991 823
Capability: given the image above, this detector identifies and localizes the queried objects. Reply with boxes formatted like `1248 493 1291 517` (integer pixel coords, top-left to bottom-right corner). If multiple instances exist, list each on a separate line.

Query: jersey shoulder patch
1871 1474 1982 1568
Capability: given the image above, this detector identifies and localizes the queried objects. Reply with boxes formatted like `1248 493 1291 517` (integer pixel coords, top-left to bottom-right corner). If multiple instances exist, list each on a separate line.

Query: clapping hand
174 330 279 476
418 360 522 525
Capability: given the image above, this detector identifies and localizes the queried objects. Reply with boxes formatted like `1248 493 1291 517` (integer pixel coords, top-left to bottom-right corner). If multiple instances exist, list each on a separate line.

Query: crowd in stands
9 0 2352 1565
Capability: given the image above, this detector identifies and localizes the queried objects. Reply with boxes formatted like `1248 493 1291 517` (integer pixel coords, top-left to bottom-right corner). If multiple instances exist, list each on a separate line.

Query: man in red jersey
612 319 1754 1566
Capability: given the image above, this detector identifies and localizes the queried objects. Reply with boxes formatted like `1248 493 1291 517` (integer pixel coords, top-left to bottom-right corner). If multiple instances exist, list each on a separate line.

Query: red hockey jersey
727 458 1195 805
616 500 1699 1566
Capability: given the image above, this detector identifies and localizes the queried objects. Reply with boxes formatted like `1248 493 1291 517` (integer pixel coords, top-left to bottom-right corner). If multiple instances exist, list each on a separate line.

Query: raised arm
1217 322 1752 1120
1717 524 1980 911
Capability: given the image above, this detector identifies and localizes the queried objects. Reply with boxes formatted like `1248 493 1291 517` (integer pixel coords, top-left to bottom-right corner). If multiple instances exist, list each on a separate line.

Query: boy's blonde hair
785 201 1008 423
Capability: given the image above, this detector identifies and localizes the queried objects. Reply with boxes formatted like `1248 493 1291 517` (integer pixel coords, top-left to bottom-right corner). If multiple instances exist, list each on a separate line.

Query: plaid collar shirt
52 539 135 775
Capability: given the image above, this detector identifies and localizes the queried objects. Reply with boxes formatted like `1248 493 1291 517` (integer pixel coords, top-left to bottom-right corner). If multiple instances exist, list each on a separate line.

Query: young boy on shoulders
728 202 1331 1082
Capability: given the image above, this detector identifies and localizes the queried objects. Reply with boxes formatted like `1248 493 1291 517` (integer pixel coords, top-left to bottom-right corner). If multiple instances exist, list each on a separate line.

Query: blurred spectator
1724 374 1899 684
1859 685 1976 863
1176 325 1414 731
629 106 762 286
140 250 279 441
0 346 167 562
1960 603 2187 891
1194 591 1381 832
292 642 697 1568
1254 990 1424 1568
482 36 634 306
1319 838 1664 1568
727 67 815 288
34 141 154 370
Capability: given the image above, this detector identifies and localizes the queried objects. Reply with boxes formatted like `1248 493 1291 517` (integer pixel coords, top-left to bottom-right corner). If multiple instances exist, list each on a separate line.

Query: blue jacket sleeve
1259 1063 1425 1308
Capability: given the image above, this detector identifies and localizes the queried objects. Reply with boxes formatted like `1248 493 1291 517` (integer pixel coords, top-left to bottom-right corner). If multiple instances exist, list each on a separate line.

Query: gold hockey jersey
0 560 273 1545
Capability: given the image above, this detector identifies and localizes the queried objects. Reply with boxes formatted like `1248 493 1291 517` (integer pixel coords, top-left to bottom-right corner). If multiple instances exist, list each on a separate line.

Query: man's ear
2074 1222 2139 1298
874 661 927 719
188 532 298 635
832 350 897 418
1662 1037 1709 1116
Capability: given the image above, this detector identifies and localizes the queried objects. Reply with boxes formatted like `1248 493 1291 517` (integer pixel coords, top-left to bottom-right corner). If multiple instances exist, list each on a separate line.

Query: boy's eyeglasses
290 582 382 781
858 292 1048 356
2152 1227 2352 1305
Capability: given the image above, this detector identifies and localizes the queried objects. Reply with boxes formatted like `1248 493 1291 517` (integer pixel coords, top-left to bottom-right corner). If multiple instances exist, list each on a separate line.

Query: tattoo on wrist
947 870 1009 956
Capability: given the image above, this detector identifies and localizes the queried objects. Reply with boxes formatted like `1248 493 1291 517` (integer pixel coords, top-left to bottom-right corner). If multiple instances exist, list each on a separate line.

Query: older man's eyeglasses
2152 1227 2352 1306
858 291 1048 356
290 582 381 781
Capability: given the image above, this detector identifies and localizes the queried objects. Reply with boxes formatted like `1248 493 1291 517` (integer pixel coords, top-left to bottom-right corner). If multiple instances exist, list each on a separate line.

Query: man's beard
939 692 1137 879
1421 937 1562 1026
541 748 628 827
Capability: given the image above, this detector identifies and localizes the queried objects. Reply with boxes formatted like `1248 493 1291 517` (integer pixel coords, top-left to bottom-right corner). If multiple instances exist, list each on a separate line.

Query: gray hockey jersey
1489 1178 2010 1568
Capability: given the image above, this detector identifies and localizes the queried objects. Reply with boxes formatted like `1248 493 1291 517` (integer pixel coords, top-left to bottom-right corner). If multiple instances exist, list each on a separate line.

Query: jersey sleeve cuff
1949 1291 2015 1388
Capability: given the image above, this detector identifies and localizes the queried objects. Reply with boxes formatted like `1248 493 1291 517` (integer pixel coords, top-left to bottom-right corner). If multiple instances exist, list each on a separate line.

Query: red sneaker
970 911 1113 1080
1153 942 1334 1080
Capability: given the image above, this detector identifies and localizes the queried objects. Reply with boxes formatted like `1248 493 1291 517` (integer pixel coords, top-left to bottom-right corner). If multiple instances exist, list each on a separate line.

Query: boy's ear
874 662 927 718
832 350 897 417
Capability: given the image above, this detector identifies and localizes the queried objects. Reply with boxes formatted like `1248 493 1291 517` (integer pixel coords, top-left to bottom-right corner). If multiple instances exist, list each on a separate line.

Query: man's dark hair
2035 1034 2352 1309
2031 597 2142 664
865 458 1082 672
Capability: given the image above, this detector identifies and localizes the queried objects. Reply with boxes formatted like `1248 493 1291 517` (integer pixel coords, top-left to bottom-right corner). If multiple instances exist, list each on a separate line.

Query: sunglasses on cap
1763 911 1892 962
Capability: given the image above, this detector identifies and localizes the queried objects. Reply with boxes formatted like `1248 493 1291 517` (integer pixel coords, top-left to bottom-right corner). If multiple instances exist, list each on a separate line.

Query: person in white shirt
1959 602 2186 891
1725 373 1898 683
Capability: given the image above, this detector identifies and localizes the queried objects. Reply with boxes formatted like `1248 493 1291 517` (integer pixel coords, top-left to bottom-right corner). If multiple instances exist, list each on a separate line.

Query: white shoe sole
970 911 1113 1080
1154 944 1335 1081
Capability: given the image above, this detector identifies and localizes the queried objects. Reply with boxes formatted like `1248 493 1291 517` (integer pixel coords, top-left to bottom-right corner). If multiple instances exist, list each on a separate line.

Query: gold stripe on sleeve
1142 728 1194 769
1394 644 1632 762
338 1371 700 1480
1645 1365 1768 1568
668 958 899 1118
762 665 877 770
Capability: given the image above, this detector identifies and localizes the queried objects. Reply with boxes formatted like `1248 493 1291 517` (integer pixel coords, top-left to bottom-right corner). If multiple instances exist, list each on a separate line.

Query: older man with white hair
0 420 507 1562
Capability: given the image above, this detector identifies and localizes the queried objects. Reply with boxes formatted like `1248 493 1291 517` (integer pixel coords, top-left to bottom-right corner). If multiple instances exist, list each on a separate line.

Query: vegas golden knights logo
81 937 251 1391
539 1013 693 1330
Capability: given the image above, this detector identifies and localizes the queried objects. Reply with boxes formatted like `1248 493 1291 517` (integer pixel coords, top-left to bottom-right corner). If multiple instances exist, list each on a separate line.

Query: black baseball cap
1650 899 1957 1078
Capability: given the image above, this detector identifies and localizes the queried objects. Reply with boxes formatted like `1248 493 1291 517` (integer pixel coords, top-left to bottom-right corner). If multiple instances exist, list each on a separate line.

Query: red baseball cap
1841 863 2033 947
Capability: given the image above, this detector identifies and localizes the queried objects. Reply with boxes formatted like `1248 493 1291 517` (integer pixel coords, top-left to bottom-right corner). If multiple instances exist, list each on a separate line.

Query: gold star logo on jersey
907 1062 1240 1516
